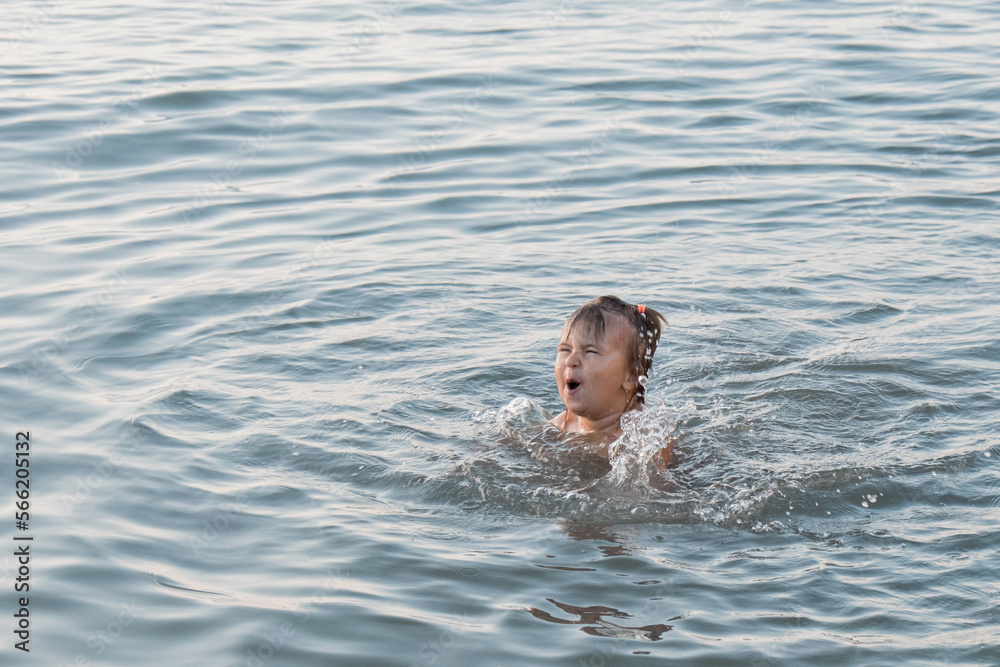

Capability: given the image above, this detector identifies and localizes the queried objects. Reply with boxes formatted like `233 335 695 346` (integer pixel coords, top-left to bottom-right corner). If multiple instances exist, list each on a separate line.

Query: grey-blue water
2 0 999 665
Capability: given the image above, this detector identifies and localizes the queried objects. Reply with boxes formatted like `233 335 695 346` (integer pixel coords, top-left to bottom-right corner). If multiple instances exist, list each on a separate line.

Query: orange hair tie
637 304 646 314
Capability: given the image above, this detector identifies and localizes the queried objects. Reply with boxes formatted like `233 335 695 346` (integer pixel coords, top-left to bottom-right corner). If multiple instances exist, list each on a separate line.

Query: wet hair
563 295 667 404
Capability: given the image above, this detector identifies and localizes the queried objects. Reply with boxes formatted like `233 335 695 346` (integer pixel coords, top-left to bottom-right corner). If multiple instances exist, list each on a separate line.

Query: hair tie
637 304 646 314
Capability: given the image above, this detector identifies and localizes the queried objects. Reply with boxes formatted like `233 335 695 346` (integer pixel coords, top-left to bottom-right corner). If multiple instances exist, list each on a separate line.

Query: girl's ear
622 373 637 394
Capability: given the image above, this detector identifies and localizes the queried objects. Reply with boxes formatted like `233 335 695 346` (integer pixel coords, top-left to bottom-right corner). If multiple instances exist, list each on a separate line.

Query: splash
466 395 856 532
464 396 701 521
607 398 696 491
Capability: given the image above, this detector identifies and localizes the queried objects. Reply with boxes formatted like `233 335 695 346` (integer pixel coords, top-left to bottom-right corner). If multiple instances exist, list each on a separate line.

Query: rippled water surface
2 0 999 664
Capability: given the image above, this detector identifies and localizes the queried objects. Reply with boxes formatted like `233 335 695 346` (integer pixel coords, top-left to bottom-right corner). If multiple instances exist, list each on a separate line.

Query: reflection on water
526 598 680 641
559 522 631 557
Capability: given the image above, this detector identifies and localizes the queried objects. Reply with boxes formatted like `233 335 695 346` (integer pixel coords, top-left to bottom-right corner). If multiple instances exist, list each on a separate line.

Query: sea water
1 0 998 664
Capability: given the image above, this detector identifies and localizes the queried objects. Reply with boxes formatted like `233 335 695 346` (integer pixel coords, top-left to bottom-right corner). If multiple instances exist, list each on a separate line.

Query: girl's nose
565 350 580 366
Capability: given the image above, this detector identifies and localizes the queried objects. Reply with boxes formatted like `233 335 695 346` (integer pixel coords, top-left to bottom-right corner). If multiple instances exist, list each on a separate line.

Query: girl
550 295 671 464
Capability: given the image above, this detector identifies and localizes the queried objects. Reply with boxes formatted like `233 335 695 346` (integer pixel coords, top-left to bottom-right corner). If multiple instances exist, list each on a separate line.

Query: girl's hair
563 295 667 404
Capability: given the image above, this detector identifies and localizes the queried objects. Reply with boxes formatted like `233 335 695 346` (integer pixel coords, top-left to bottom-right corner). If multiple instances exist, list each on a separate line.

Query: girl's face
555 318 636 424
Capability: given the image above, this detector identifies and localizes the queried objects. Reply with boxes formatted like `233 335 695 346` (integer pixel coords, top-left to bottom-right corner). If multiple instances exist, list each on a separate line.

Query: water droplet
866 494 877 504
630 505 648 517
637 375 648 387
358 365 363 369
985 451 992 457
861 501 869 508
504 483 523 495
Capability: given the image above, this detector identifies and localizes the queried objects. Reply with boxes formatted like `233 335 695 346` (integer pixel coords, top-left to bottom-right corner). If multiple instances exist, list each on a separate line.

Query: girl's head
561 296 667 403
555 296 667 427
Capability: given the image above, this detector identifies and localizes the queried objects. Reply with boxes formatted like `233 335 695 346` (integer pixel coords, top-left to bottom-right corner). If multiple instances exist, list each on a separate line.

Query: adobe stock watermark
511 115 624 226
404 565 482 667
181 0 402 51
5 0 66 55
188 494 253 555
942 251 1000 304
747 600 812 667
241 568 347 667
51 66 164 181
895 125 959 177
58 599 147 667
211 0 238 17
340 1 403 59
230 235 345 334
673 0 754 71
844 181 907 239
406 609 477 667
877 0 921 37
58 429 139 517
716 84 829 200
844 125 959 239
544 0 582 30
18 268 129 382
386 73 498 190
179 108 293 222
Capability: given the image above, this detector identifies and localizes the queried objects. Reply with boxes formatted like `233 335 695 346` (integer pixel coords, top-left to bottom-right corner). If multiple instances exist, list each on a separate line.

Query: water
2 0 999 664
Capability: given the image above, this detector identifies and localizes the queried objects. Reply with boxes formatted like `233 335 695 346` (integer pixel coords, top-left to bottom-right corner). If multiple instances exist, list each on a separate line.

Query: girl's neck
572 411 624 436
563 399 641 437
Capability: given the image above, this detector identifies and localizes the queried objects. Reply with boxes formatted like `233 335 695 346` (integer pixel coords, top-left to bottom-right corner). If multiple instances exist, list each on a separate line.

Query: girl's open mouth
567 381 580 391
